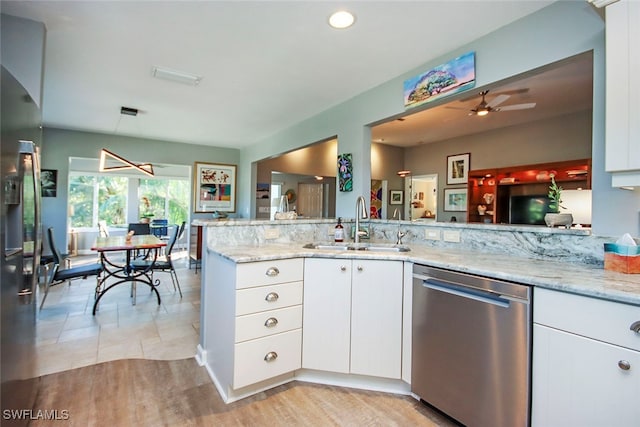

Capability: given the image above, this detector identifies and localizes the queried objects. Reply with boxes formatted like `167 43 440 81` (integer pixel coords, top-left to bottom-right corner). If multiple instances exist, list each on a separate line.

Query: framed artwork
256 183 270 199
389 190 403 205
446 153 470 185
403 51 476 109
193 162 237 213
444 188 468 211
338 153 353 192
41 169 57 197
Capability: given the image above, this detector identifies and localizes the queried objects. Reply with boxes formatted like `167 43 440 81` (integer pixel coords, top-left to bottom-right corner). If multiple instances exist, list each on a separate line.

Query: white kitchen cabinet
302 258 403 379
532 288 640 427
605 0 640 186
201 255 304 402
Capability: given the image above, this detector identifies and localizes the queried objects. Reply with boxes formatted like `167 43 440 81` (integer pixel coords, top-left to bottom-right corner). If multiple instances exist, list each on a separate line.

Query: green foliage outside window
69 174 188 228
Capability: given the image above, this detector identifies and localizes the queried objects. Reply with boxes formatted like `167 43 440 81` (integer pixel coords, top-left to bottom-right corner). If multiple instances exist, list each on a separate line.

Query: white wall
238 1 640 237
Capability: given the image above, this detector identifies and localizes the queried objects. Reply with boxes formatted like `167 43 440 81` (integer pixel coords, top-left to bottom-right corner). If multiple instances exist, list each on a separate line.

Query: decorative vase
544 213 573 229
482 193 494 205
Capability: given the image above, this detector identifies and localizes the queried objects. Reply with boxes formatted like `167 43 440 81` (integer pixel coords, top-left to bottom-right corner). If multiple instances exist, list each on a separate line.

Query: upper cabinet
605 0 640 186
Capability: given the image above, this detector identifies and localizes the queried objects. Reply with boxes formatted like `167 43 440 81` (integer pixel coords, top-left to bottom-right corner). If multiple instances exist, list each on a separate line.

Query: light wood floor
23 358 458 427
27 252 459 426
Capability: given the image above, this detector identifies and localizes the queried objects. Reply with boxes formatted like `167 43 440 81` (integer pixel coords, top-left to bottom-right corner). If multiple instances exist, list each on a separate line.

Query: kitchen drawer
236 258 303 289
235 305 303 343
233 329 302 389
534 288 640 351
236 281 303 316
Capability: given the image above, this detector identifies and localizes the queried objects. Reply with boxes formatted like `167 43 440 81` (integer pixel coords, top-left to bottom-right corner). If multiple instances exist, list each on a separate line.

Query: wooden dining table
91 234 167 315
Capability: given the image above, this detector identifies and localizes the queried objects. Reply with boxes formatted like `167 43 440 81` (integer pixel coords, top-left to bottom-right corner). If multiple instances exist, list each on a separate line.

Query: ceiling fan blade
487 94 510 108
496 102 536 111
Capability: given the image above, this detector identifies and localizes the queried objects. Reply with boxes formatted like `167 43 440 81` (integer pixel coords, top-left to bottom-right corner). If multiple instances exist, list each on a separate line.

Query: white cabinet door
350 259 403 378
605 0 640 184
533 324 640 427
302 258 351 373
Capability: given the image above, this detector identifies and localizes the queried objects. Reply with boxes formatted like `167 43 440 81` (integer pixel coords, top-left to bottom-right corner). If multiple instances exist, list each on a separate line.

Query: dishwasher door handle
423 278 510 308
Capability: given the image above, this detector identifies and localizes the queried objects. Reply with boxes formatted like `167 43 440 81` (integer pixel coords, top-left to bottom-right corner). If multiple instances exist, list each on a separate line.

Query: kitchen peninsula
195 219 640 426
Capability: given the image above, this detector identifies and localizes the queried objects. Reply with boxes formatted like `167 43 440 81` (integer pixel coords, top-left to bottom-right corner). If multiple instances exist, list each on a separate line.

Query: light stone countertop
207 242 640 307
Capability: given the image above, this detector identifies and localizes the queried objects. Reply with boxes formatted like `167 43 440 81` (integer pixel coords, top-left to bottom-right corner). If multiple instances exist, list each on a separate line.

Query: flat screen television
509 195 551 225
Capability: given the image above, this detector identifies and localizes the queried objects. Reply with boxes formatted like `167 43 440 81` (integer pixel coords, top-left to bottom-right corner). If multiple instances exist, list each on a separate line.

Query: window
69 175 128 227
68 174 188 228
139 179 189 224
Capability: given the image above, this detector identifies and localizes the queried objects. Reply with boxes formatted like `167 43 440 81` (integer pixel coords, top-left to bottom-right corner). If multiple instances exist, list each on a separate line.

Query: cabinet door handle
265 267 280 277
630 320 640 334
340 265 347 272
264 317 278 328
17 289 33 296
265 292 279 302
357 265 363 272
264 351 278 362
618 360 631 371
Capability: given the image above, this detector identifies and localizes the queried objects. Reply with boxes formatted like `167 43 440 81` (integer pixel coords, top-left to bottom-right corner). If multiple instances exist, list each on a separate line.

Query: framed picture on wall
444 188 467 211
446 153 470 185
193 162 237 213
389 190 403 205
41 169 57 197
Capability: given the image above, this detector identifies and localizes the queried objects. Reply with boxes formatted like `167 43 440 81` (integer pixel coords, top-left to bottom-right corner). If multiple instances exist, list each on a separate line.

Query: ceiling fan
469 90 536 116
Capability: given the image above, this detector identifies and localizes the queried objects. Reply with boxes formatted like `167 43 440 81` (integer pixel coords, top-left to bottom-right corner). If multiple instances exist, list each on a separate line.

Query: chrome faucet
393 208 406 245
354 196 368 244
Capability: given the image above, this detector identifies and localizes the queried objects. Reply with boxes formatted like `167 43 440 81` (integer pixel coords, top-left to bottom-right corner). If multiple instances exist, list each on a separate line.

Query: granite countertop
208 242 640 307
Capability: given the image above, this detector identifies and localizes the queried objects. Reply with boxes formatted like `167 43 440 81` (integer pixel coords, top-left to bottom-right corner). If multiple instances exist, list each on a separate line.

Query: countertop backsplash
193 218 609 266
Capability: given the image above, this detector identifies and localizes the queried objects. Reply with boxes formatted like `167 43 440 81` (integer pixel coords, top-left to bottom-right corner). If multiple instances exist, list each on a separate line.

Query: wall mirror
371 50 594 225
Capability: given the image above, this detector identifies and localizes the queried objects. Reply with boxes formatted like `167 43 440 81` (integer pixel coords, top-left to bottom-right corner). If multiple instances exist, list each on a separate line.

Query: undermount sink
303 242 410 252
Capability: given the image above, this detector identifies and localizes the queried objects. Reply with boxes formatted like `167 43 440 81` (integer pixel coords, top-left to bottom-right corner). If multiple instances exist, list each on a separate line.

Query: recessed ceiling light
328 10 355 29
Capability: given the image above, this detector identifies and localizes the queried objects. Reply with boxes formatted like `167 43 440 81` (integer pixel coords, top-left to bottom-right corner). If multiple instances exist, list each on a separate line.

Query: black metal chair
41 227 103 309
131 222 183 298
128 222 151 258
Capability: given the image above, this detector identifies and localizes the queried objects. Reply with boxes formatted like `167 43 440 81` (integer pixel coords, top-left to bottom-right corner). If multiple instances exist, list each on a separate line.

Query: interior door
297 183 323 218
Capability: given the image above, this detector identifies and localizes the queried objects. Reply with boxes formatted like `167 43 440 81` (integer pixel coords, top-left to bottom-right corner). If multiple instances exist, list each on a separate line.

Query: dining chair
128 222 150 236
41 227 103 309
128 222 151 258
151 219 169 238
131 223 183 297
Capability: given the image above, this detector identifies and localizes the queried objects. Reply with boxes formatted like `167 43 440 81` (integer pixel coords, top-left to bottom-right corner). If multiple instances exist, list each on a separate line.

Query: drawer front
233 329 302 389
535 288 640 351
236 258 303 289
236 305 303 343
236 281 303 316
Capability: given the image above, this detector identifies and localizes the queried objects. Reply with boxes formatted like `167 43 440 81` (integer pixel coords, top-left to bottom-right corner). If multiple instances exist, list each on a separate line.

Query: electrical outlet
264 227 279 240
424 229 440 241
258 206 270 213
443 230 461 243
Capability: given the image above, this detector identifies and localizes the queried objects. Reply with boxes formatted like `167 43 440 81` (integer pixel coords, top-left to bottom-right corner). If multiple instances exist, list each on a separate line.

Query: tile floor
34 251 201 376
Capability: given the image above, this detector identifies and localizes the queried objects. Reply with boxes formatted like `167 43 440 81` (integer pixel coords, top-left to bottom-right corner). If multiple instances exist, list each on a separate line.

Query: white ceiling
1 0 556 149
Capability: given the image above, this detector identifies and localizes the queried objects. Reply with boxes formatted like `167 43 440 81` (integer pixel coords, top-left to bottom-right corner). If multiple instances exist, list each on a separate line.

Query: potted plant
139 196 154 223
544 174 573 228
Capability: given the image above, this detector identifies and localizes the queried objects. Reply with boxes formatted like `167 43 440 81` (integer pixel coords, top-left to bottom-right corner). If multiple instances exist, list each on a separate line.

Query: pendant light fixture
99 106 154 176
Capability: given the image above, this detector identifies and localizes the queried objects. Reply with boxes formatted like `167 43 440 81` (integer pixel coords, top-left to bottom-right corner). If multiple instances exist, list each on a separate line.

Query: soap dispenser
334 217 344 242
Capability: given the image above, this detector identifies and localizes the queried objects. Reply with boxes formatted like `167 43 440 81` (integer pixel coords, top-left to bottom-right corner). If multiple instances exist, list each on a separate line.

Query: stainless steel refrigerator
1 66 43 417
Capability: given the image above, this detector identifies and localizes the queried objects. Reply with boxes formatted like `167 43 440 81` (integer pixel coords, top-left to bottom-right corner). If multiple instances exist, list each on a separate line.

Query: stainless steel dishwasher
412 264 531 427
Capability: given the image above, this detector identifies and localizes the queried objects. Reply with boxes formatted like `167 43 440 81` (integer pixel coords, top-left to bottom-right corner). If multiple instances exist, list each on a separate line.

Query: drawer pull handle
264 351 278 362
630 320 640 334
264 317 278 328
266 267 280 277
265 292 279 302
340 266 347 272
618 360 631 371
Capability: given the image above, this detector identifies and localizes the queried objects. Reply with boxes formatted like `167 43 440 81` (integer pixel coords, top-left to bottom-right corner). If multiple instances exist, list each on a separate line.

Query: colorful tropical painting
370 179 383 218
404 51 476 109
338 153 353 192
